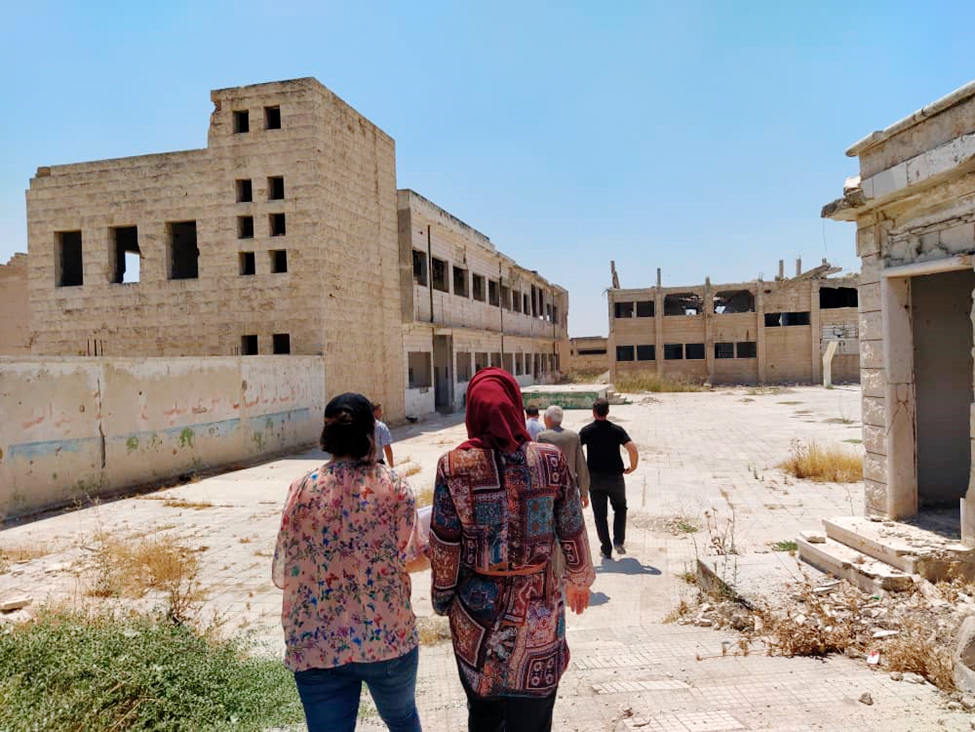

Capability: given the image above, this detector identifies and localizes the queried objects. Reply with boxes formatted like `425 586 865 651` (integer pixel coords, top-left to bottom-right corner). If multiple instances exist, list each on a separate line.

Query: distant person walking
580 398 638 560
373 402 394 466
525 405 544 441
431 368 594 732
537 405 590 508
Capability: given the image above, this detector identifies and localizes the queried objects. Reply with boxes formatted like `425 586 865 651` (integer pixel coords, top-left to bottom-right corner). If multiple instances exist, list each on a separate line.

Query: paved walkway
1 384 970 730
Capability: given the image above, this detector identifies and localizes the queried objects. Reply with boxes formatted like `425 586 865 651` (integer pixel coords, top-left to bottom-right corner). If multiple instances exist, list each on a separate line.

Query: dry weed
778 440 862 483
885 619 956 691
402 463 423 478
0 542 52 572
414 484 435 508
613 372 704 393
163 498 215 510
416 615 451 645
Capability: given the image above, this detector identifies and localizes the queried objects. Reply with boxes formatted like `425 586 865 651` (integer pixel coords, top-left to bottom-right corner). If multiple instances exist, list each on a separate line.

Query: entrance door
913 269 975 508
433 335 453 413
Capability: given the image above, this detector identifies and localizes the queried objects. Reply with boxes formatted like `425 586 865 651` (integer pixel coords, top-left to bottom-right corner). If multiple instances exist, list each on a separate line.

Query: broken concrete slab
798 535 913 593
0 595 32 612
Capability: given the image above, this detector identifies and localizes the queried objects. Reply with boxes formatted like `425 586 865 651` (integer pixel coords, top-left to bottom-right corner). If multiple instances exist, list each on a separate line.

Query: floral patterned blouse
273 460 419 672
431 442 596 698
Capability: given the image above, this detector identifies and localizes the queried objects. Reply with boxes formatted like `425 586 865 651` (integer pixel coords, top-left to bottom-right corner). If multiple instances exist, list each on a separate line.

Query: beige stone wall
565 337 609 374
0 356 324 519
26 78 405 421
0 253 30 355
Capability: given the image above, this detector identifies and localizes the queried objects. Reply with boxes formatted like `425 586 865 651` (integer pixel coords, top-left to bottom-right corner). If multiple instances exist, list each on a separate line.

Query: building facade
559 336 609 376
398 190 568 416
607 263 859 385
823 80 975 541
0 253 30 355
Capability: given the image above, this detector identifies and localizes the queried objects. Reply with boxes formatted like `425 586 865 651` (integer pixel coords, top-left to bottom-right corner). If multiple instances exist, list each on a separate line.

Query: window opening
431 258 448 292
412 250 428 286
664 344 683 360
636 300 654 317
616 345 635 362
236 179 253 203
491 352 502 368
715 342 735 359
713 290 754 314
238 216 254 239
272 333 290 354
241 335 258 355
736 341 757 358
233 110 249 134
614 301 634 318
578 348 607 356
264 106 281 130
456 352 473 382
820 287 858 309
269 213 286 237
268 176 285 200
685 343 705 360
169 221 198 280
636 345 655 361
765 311 811 327
270 250 288 273
488 280 500 307
503 353 514 373
475 352 489 372
472 274 485 301
664 293 703 316
239 252 256 276
453 266 469 297
111 226 140 284
407 352 432 388
501 285 511 310
56 230 84 287
512 290 521 313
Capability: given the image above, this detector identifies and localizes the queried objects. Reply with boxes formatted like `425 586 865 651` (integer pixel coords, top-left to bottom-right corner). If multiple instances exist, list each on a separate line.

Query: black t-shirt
579 420 631 476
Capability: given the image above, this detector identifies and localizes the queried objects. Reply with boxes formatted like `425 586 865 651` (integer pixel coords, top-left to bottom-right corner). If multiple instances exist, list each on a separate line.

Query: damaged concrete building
606 261 860 385
809 79 975 586
560 336 610 375
0 253 30 355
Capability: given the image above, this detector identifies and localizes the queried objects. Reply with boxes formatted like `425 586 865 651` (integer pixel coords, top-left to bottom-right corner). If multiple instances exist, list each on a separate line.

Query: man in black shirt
579 398 639 559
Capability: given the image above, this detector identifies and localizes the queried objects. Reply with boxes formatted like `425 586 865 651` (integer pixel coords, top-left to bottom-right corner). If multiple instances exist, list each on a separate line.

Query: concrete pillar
704 277 714 383
882 275 917 520
964 280 975 545
810 280 822 384
655 287 664 376
756 284 766 383
608 292 617 384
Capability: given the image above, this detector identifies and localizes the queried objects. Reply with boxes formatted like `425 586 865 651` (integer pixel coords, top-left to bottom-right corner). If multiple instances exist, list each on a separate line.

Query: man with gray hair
538 405 590 508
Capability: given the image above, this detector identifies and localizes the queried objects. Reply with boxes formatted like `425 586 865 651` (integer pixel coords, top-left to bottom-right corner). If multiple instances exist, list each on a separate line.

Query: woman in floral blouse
430 368 595 732
273 393 423 732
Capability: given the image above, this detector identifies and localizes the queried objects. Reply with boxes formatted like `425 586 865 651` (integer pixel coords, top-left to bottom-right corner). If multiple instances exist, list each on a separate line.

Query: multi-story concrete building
398 190 568 416
559 336 609 376
606 262 860 385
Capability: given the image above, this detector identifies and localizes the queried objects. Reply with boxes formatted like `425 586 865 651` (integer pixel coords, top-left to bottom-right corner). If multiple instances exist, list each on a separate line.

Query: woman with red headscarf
430 368 595 732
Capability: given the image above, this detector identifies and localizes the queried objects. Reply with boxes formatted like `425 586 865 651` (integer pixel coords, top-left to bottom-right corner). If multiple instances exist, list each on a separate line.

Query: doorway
433 335 453 413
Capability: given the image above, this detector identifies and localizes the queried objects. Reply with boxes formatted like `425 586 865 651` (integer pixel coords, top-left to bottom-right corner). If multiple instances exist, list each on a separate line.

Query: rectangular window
432 257 448 292
664 344 683 360
264 106 281 130
56 230 84 287
512 290 521 313
110 226 140 284
636 300 654 317
475 352 489 372
552 305 559 324
636 345 655 361
453 266 469 297
491 352 503 368
503 286 513 310
412 250 428 286
236 179 253 203
503 353 514 373
472 274 485 301
614 301 634 318
578 348 607 356
407 352 432 388
233 110 249 134
456 352 473 383
545 303 552 321
523 293 530 313
765 311 811 327
241 335 258 355
514 353 523 376
268 176 285 200
737 341 757 358
273 333 290 354
270 213 286 237
238 216 254 239
685 343 705 360
715 342 735 359
820 287 859 309
488 280 500 307
168 221 198 280
239 251 256 276
616 345 635 362
270 250 288 273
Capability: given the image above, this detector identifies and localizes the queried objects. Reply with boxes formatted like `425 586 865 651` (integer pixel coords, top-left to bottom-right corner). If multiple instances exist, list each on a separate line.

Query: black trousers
461 674 556 732
590 473 627 554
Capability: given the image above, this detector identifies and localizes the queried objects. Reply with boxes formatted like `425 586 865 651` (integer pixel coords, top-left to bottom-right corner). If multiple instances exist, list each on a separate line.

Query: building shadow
595 557 661 576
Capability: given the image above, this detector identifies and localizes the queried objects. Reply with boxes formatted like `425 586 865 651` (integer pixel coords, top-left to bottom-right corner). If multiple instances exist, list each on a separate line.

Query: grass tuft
770 540 798 553
163 498 215 510
777 440 862 483
614 372 704 393
0 542 52 572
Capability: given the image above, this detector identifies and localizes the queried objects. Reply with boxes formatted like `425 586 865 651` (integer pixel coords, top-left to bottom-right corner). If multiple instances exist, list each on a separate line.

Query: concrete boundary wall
0 356 325 519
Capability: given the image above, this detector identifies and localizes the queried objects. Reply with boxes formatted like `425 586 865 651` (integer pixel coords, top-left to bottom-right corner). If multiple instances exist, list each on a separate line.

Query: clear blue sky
1 1 972 336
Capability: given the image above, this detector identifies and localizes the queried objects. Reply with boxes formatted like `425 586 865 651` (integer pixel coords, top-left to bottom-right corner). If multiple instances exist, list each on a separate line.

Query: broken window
685 343 705 360
515 353 524 376
545 303 552 321
168 221 198 280
265 106 281 130
456 352 473 382
531 286 538 317
270 250 288 273
503 353 514 373
475 352 489 372
431 258 448 292
269 213 286 237
737 341 757 358
636 345 655 361
636 300 654 317
578 348 607 355
268 176 285 200
664 344 683 360
765 311 811 327
239 252 256 276
241 334 258 355
491 352 502 368
273 333 291 354
713 290 755 314
820 287 858 309
407 352 432 388
56 230 83 287
453 266 469 297
715 342 735 359
616 345 635 362
233 110 249 134
472 274 485 301
412 250 428 286
664 293 703 316
501 286 511 310
236 179 253 203
110 226 140 284
512 290 521 313
488 280 500 307
523 293 530 313
238 216 254 239
614 301 634 318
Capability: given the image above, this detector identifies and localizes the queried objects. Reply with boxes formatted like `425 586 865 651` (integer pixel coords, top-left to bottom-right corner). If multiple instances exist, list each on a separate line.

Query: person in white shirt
372 402 394 466
525 405 544 441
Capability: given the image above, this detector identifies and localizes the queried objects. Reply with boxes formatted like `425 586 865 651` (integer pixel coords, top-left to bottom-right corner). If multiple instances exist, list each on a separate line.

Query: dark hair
320 393 376 460
526 406 539 417
592 398 610 417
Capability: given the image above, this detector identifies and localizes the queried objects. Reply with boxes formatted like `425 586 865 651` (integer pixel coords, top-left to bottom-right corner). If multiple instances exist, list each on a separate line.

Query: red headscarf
458 367 531 454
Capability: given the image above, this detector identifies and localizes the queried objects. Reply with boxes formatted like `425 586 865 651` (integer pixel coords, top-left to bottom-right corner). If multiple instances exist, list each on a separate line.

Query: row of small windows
236 176 285 203
240 333 291 355
237 213 287 239
407 351 557 389
616 341 757 362
233 106 281 134
412 249 560 323
614 288 857 318
239 250 288 275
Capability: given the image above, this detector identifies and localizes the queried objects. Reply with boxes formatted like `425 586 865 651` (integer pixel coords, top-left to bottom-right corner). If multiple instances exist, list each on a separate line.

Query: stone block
861 368 886 398
868 163 909 199
940 222 975 252
859 311 882 342
862 395 886 428
863 423 885 455
860 339 884 369
864 479 887 515
0 595 32 612
859 282 881 313
864 451 888 484
856 225 879 258
955 616 975 694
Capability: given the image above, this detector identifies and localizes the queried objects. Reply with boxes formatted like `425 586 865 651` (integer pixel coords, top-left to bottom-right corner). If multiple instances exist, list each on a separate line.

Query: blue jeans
293 646 422 732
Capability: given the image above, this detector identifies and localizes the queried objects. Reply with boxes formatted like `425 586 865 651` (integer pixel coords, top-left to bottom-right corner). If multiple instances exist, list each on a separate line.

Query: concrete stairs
798 515 975 593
